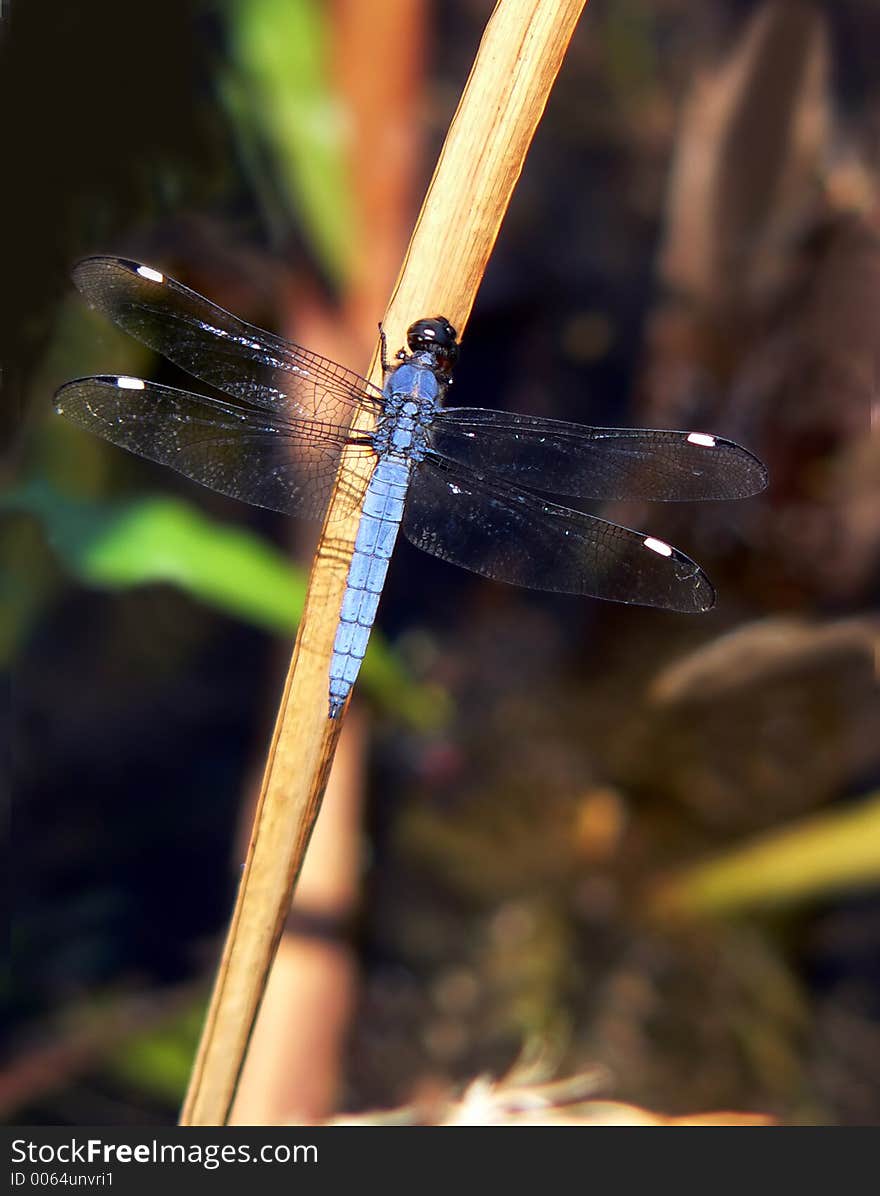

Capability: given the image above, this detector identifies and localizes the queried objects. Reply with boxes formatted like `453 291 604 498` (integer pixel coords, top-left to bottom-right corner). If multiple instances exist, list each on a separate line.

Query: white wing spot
687 432 716 448
116 376 146 390
136 265 165 284
644 536 673 557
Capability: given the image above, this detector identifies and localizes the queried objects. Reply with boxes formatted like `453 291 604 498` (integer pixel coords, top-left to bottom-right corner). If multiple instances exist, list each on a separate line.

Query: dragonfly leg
379 324 409 371
378 323 390 374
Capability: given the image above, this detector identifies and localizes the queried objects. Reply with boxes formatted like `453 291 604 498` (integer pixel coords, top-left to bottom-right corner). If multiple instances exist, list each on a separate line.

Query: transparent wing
72 256 385 424
403 453 715 612
54 375 375 519
429 408 768 501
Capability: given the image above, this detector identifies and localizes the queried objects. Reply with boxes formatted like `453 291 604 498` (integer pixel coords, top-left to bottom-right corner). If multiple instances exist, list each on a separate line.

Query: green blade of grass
651 792 880 917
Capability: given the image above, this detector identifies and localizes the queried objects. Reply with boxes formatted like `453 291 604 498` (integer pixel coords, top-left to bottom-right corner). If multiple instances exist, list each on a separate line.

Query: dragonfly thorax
373 359 443 461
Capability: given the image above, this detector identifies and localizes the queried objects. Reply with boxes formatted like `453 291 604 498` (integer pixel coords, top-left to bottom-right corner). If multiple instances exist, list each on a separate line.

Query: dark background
4 0 879 1124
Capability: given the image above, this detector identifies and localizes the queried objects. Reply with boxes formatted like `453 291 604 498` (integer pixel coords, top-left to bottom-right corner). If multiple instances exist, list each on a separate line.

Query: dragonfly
55 257 767 717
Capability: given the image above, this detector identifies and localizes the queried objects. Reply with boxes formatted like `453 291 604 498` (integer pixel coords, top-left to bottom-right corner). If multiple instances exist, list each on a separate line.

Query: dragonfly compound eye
406 317 460 369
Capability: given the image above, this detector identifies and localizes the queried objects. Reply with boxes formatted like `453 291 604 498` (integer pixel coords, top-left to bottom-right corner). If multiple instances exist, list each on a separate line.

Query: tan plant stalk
180 0 589 1127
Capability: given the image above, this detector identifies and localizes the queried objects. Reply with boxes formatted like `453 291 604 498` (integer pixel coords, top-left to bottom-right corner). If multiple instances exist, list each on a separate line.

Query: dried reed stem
179 0 588 1127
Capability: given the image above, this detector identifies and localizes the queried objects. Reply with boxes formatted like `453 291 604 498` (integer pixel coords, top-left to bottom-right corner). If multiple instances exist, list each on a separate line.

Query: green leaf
220 0 354 281
5 478 306 630
105 1000 204 1106
3 479 445 726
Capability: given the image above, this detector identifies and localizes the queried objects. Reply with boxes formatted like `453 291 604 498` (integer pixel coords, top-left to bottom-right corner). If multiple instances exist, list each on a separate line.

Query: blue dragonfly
55 258 767 716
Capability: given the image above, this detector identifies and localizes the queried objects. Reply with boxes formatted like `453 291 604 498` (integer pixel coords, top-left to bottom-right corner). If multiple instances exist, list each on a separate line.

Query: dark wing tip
713 436 769 498
53 381 72 414
72 254 116 282
73 254 141 272
663 542 717 613
690 568 717 612
72 255 165 296
54 374 143 414
53 375 93 413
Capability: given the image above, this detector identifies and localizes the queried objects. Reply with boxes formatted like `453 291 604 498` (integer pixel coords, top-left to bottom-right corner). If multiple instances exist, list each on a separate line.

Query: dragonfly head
406 316 459 374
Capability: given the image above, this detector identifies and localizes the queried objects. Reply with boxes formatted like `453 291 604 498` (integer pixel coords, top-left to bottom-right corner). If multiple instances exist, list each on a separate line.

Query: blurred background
3 0 879 1125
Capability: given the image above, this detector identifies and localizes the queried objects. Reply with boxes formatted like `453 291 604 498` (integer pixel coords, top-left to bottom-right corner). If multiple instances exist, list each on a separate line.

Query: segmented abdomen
328 456 410 717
